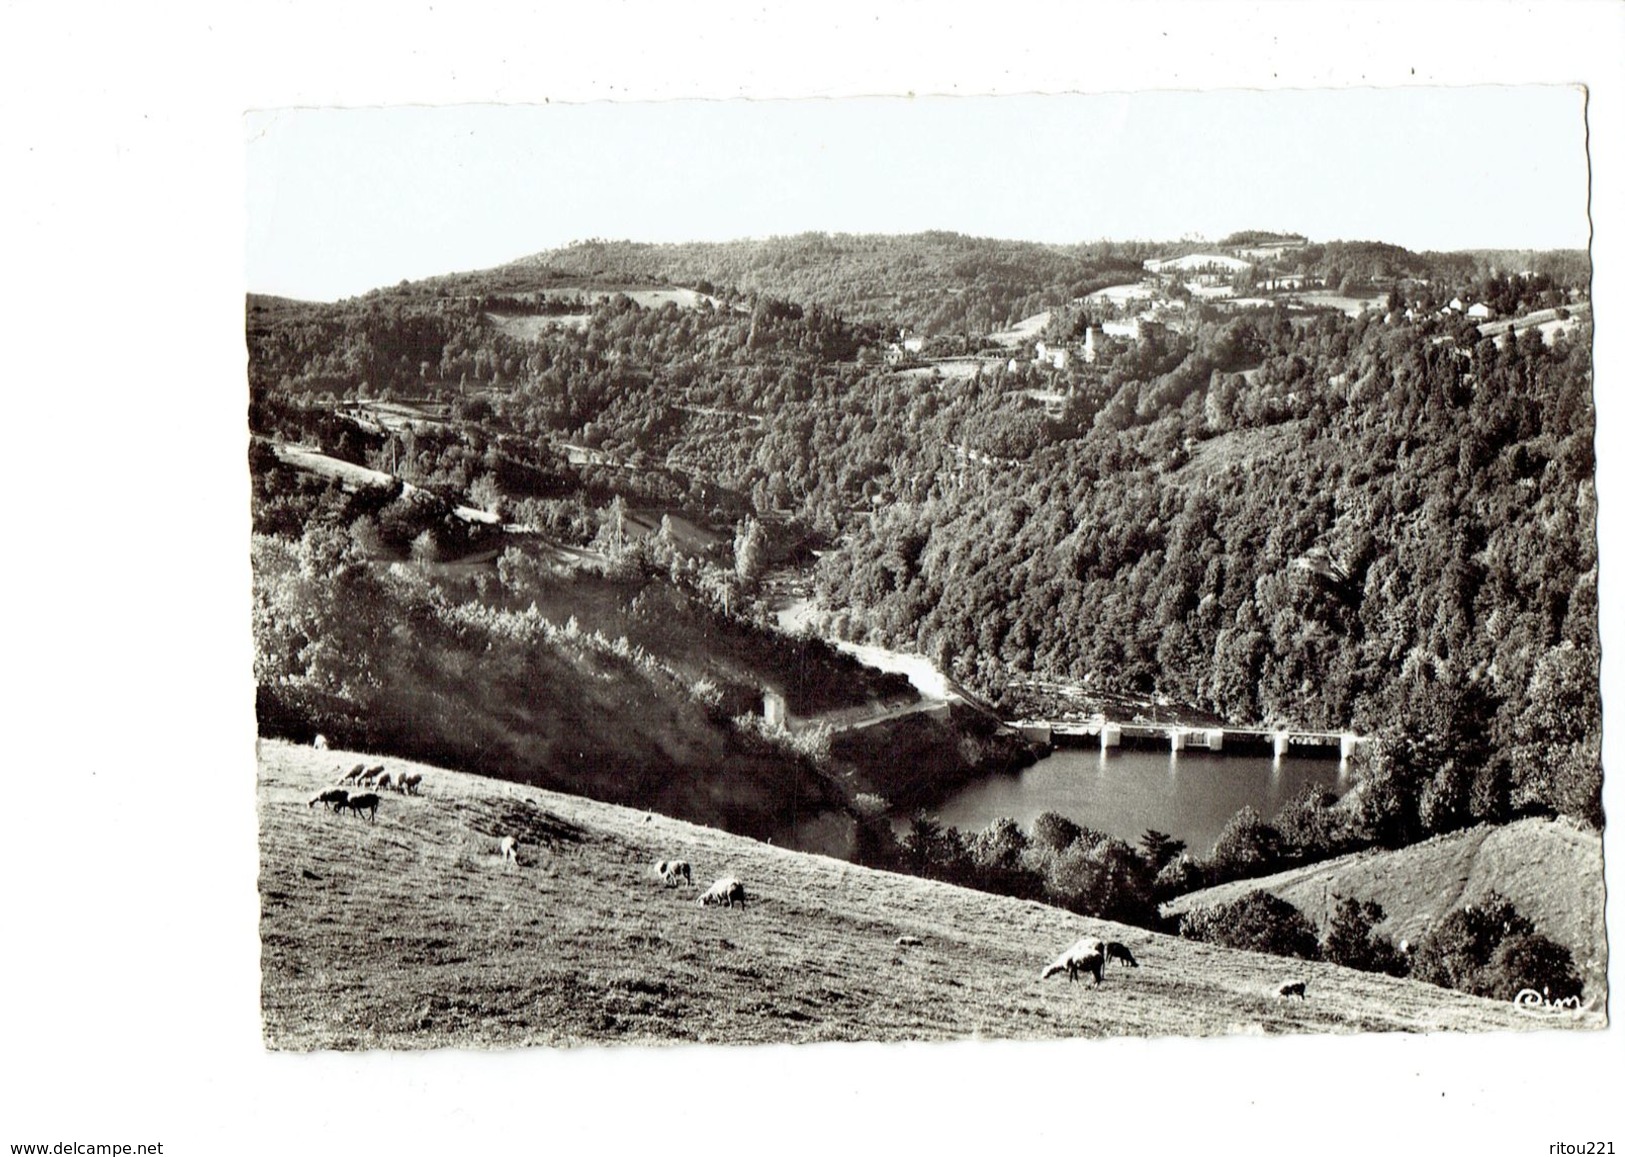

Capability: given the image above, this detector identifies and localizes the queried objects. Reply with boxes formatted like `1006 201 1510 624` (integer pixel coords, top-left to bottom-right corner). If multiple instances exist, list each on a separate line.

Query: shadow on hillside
470 799 588 849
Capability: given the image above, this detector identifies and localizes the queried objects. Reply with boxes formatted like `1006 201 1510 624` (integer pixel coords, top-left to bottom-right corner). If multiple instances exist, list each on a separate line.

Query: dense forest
480 232 1151 337
819 308 1598 827
249 231 1599 964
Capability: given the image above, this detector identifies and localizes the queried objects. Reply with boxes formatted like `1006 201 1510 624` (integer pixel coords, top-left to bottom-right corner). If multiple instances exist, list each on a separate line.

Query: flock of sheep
303 747 752 911
306 761 424 824
302 737 1312 1004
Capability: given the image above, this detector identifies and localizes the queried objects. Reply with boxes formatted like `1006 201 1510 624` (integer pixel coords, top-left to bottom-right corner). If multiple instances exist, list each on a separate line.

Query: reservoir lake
923 744 1350 858
776 596 1352 859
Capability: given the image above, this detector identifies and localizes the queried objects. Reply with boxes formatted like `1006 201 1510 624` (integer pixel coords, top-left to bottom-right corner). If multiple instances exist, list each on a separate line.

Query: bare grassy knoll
1163 819 1607 1000
259 740 1596 1049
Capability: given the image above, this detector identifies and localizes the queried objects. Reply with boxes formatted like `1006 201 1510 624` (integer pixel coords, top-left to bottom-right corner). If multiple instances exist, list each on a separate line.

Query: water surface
926 744 1349 858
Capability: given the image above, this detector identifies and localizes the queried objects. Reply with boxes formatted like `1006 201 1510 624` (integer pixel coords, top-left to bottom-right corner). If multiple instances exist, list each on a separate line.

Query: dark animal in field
655 859 692 888
374 771 393 793
1105 941 1140 967
896 935 924 947
1277 981 1307 1000
308 787 350 811
1041 936 1107 985
699 877 747 908
342 792 381 822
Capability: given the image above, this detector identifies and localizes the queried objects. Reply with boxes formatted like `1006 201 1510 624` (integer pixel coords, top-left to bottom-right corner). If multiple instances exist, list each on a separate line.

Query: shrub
1411 892 1581 1002
1180 891 1321 961
1481 932 1584 1004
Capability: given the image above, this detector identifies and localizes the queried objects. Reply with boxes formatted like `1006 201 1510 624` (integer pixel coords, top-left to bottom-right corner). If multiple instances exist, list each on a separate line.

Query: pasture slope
259 740 1594 1049
1163 819 1609 1001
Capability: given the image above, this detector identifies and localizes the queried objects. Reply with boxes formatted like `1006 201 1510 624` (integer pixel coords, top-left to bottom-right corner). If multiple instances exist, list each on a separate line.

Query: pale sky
247 86 1591 301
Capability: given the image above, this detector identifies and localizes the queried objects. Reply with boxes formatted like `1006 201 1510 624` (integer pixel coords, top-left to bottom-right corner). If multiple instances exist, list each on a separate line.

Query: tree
1153 854 1205 902
409 528 442 565
1138 829 1186 871
598 495 630 557
733 515 766 588
1040 835 1156 925
1032 811 1084 852
1320 896 1408 976
468 472 504 516
967 817 1044 900
1274 784 1353 863
1208 805 1281 882
901 813 968 884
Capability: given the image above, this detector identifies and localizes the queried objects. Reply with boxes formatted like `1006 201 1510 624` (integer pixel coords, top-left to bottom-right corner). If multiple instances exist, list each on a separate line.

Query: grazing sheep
308 787 349 811
1040 936 1107 985
339 764 366 784
698 877 747 909
896 935 924 947
1277 981 1307 1000
398 772 423 796
1105 941 1140 968
357 765 384 787
375 772 393 793
656 859 692 888
499 836 519 865
313 733 329 750
342 792 381 822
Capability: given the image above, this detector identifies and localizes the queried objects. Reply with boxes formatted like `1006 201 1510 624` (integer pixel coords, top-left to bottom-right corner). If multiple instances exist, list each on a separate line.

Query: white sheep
313 733 329 750
698 877 747 908
1040 936 1107 985
375 771 394 793
339 764 367 784
499 835 519 865
357 765 384 787
398 772 423 795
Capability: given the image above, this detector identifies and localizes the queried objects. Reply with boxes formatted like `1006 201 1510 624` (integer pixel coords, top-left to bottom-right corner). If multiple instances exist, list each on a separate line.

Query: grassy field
988 311 1051 348
487 311 591 339
258 740 1595 1050
1164 819 1609 1000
